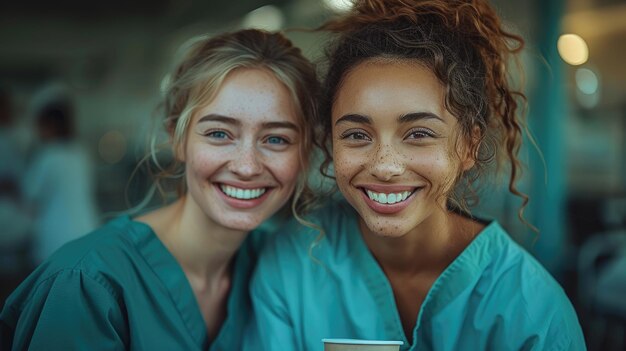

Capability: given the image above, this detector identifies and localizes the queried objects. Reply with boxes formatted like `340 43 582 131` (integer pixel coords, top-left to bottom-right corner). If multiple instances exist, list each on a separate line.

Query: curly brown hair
318 0 530 222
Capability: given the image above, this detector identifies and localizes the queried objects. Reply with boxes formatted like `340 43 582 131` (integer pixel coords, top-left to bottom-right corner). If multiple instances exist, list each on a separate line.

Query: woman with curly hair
249 1 585 350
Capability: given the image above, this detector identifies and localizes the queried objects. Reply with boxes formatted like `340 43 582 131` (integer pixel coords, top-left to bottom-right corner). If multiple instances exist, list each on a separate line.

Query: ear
461 125 481 171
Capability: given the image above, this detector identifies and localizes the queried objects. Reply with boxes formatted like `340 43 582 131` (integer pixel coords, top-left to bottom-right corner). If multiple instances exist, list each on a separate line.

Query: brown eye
406 128 435 140
341 131 371 141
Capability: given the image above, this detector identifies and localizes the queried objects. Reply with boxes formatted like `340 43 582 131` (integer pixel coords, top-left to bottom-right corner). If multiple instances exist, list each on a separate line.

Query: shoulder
43 215 140 271
1 262 129 350
474 223 585 349
481 223 568 302
4 216 143 310
259 199 356 262
252 199 357 286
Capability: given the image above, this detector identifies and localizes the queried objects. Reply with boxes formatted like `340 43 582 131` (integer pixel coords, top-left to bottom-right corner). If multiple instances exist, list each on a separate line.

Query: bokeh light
575 68 599 95
98 130 127 164
323 0 353 12
557 34 589 66
242 5 284 31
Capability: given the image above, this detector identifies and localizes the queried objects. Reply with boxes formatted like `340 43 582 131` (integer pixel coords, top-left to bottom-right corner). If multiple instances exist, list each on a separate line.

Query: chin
371 228 410 238
228 222 260 232
217 216 263 233
360 216 413 238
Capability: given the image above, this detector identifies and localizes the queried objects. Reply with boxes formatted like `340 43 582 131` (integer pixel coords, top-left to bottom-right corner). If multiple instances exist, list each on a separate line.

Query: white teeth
366 190 413 204
379 193 387 204
366 190 377 202
220 185 266 200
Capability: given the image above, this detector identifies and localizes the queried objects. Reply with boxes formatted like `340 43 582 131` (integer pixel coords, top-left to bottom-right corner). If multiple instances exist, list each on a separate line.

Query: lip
214 183 272 209
358 186 421 215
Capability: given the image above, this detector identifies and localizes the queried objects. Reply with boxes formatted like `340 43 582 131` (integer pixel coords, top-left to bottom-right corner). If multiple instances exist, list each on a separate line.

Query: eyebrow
198 114 240 126
335 114 372 126
335 112 444 126
261 121 299 131
197 113 298 130
398 112 445 124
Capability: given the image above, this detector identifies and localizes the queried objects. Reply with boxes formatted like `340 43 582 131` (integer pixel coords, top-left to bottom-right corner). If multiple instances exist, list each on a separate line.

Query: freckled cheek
333 149 365 186
408 149 453 178
270 151 300 187
187 147 229 177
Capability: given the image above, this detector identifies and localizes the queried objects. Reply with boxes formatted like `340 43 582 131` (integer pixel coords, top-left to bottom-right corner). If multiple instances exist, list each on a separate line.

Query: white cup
322 338 403 351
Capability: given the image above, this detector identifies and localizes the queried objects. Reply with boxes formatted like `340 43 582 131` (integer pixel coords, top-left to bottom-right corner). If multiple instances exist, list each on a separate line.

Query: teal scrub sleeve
3 269 128 350
249 245 298 351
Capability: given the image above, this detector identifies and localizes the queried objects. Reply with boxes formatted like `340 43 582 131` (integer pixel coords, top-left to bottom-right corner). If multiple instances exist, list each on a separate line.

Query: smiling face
331 60 474 237
182 68 301 232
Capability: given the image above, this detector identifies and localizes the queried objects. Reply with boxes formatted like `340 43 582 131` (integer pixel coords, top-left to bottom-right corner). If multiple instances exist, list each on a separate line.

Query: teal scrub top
1 215 263 350
249 200 586 351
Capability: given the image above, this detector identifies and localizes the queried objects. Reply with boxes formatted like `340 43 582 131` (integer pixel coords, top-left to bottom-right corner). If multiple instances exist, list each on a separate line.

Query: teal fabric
1 216 263 350
249 200 586 351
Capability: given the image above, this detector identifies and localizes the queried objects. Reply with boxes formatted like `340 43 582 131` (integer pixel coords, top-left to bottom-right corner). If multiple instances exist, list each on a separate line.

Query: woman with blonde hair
1 28 319 350
250 1 586 350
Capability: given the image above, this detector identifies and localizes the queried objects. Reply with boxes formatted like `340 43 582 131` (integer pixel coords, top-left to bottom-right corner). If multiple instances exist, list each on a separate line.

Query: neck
360 209 475 277
139 196 248 282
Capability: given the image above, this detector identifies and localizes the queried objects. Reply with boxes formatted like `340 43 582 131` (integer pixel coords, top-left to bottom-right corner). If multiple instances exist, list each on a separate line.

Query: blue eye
267 136 288 144
207 130 228 139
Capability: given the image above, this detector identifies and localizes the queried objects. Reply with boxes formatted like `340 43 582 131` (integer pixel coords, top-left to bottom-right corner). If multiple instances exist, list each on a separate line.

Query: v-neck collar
129 217 209 348
125 216 254 351
343 206 506 350
210 230 257 350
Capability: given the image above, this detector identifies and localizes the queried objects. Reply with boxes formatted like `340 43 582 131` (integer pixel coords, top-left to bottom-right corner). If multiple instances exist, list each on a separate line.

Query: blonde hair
144 29 320 219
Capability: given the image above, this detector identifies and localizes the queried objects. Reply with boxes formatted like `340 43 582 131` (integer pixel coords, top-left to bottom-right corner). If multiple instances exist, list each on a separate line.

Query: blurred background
0 0 624 349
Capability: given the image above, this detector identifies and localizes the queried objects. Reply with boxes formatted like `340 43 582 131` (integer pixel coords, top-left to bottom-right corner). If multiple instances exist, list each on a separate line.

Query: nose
228 143 264 178
368 142 405 181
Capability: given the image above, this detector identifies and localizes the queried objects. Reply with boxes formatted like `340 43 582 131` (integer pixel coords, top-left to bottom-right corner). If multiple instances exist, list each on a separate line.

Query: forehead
195 68 299 126
332 59 450 123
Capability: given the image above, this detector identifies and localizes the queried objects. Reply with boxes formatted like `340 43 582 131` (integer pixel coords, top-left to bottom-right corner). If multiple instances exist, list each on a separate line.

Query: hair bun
323 0 522 53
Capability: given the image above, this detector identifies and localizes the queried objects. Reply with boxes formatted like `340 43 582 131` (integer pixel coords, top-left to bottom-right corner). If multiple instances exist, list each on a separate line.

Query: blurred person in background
0 88 32 272
23 93 99 264
0 28 319 350
0 88 25 197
